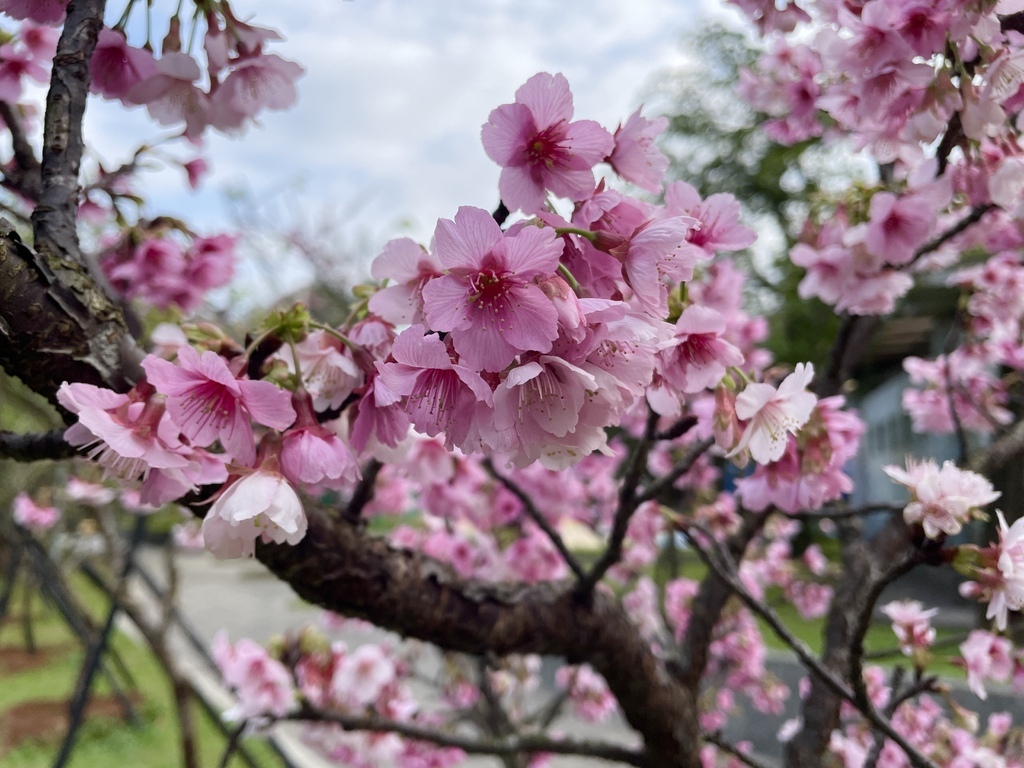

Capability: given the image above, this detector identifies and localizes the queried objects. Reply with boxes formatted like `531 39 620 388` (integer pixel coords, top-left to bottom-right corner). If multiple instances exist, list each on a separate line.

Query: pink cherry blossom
127 52 209 140
422 206 562 372
959 630 1014 700
369 237 443 325
0 0 66 25
214 632 297 718
0 42 47 102
481 72 613 212
331 644 397 708
883 457 1000 538
57 381 193 482
12 492 60 532
608 108 670 193
208 53 304 132
142 346 296 467
880 600 938 657
201 466 307 559
657 304 744 396
376 325 492 444
90 27 159 102
280 389 360 490
726 363 817 465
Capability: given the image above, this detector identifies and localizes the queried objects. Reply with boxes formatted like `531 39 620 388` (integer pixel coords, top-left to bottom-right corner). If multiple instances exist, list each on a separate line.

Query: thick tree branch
254 508 701 768
0 429 78 461
294 705 647 766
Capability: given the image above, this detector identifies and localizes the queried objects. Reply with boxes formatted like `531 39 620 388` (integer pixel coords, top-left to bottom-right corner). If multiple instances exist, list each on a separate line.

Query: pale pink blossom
12 493 60 531
57 381 193 482
368 237 442 325
883 457 999 538
959 629 1014 699
726 363 817 465
280 389 360 490
201 467 307 559
214 632 296 719
880 600 938 657
481 72 613 212
608 108 669 193
656 304 744 396
127 52 209 139
64 477 116 506
331 644 396 708
208 53 304 132
376 325 492 445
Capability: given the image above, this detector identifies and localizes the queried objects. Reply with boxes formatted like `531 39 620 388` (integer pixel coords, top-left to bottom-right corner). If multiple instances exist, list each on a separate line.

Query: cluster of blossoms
883 458 1000 539
100 231 236 312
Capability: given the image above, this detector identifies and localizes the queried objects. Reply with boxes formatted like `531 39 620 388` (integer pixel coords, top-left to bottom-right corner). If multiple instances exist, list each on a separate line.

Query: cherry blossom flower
880 600 937 657
280 389 360 490
142 345 296 467
726 363 817 465
127 52 209 139
201 465 307 559
12 493 60 532
214 632 297 719
368 237 443 325
90 28 158 102
0 0 66 25
883 457 999 538
422 206 562 372
607 108 669 193
331 644 397 708
959 630 1014 700
376 325 492 445
656 304 744 396
481 72 613 212
57 381 193 483
208 53 304 132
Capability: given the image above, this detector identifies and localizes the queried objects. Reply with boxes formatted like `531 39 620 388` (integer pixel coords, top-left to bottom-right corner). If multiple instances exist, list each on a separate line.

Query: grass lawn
0 571 284 768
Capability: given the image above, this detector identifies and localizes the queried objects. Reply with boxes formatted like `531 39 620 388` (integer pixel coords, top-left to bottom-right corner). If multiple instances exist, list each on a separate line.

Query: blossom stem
308 322 358 352
557 263 583 296
554 226 598 242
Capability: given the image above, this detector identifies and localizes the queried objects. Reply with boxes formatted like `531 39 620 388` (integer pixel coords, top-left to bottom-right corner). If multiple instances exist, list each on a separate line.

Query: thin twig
291 705 647 767
635 436 715 506
483 458 586 580
703 731 780 768
217 722 247 768
578 410 659 594
780 503 902 521
0 100 41 199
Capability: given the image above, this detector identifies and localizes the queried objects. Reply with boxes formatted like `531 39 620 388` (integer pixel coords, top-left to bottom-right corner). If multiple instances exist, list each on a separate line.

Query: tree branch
255 508 701 767
0 100 41 200
0 429 78 461
293 705 647 766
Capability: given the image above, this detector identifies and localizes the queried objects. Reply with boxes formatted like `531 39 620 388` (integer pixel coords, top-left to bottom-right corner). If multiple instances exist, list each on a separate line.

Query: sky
78 0 730 295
